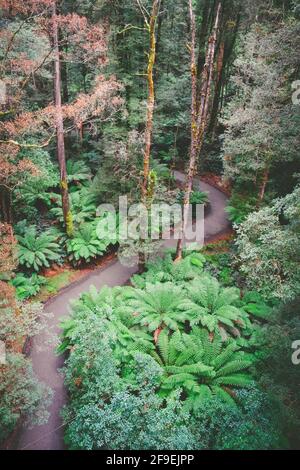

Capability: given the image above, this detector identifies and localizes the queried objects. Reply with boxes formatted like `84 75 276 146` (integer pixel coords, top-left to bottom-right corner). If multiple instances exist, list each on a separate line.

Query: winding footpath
14 172 230 450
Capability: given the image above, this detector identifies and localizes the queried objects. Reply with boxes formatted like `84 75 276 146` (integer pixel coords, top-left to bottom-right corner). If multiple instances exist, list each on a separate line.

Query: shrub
235 187 300 301
50 190 97 226
177 190 209 206
225 193 257 225
181 275 250 337
10 273 46 300
17 226 62 272
155 329 254 411
66 220 113 266
0 353 52 443
189 387 284 450
0 292 53 445
64 347 195 450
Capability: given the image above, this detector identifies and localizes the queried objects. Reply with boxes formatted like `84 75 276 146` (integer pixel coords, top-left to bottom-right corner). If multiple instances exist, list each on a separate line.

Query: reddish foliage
0 223 17 280
64 75 124 129
0 0 53 15
0 144 40 190
0 1 123 206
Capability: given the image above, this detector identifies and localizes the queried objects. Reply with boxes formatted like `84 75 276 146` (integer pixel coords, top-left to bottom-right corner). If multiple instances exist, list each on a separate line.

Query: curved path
15 173 230 450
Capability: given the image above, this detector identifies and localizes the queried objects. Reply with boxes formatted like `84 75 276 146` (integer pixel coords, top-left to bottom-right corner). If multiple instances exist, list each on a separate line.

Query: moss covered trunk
52 2 73 237
142 0 160 202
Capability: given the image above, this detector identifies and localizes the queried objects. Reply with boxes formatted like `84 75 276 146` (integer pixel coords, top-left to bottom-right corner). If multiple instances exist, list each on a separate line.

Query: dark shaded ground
14 173 230 450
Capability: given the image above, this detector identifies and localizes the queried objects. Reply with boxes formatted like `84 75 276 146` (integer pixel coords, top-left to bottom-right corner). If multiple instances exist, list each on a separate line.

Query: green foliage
63 338 194 450
156 329 254 411
204 252 235 287
189 387 284 450
17 226 62 272
90 130 143 205
125 283 190 333
131 252 206 288
10 273 46 300
235 186 300 301
177 190 209 206
0 298 52 444
50 190 97 227
61 244 291 450
181 276 250 337
66 160 92 185
14 149 60 222
252 297 300 449
240 291 273 320
0 353 52 443
226 192 258 225
222 22 300 199
66 220 113 266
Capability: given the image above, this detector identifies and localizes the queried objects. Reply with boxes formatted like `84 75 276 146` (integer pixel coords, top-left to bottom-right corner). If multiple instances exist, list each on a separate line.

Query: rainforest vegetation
0 0 300 451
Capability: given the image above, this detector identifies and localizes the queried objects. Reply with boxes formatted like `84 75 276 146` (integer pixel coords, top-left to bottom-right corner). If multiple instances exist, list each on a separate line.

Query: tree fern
17 226 62 272
131 252 206 288
126 283 190 334
66 160 92 184
51 190 97 226
182 276 250 337
66 220 112 266
155 329 255 412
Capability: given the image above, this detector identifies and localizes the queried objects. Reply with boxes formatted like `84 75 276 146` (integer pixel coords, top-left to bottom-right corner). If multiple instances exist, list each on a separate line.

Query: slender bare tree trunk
175 1 221 261
142 0 160 202
175 0 198 260
257 167 270 207
196 0 211 100
52 2 73 237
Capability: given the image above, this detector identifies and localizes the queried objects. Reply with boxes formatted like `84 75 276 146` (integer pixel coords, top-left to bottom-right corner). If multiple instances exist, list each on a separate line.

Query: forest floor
12 172 230 450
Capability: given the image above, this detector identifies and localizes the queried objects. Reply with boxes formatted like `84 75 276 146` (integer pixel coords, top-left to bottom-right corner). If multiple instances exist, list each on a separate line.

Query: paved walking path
15 173 230 450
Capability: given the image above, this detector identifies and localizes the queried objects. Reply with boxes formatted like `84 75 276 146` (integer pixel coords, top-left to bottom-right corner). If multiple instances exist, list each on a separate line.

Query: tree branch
0 134 55 149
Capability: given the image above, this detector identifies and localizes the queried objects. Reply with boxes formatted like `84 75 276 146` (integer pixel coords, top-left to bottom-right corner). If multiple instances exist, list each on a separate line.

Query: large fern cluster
59 285 155 372
155 329 254 411
60 252 267 412
130 254 254 339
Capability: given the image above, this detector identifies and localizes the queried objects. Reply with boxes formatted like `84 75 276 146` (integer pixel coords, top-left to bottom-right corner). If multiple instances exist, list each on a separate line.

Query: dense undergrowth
60 249 299 450
1 0 300 451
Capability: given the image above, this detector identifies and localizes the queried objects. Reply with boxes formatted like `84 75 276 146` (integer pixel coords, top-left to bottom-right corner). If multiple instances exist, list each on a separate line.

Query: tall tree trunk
208 9 241 135
142 0 160 203
52 2 73 237
176 1 221 261
58 29 69 103
196 0 211 99
0 189 11 224
208 39 224 137
155 0 164 75
257 167 270 207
